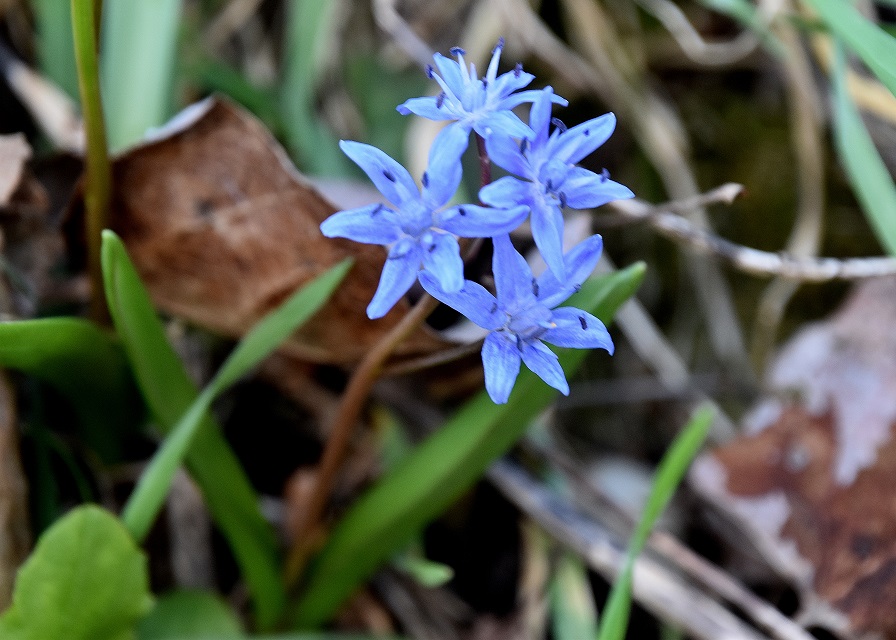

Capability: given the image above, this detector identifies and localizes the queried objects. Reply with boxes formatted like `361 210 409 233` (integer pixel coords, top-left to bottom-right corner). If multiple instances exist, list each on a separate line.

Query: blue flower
396 39 568 161
480 88 634 281
320 140 528 319
419 234 613 404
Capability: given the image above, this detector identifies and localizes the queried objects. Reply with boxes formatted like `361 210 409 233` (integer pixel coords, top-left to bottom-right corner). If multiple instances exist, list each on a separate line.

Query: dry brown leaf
104 97 448 365
692 277 896 639
0 370 30 609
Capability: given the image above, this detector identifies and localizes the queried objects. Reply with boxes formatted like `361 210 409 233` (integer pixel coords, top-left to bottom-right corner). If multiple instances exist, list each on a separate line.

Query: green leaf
550 552 599 640
137 591 243 640
100 0 183 151
100 230 284 628
280 0 351 175
831 42 896 256
0 505 152 640
803 0 896 98
32 0 79 100
290 263 646 628
596 405 714 640
119 248 351 541
0 317 142 462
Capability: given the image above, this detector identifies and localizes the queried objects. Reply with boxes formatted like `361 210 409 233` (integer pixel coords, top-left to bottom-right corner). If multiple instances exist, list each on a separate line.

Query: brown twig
283 292 440 587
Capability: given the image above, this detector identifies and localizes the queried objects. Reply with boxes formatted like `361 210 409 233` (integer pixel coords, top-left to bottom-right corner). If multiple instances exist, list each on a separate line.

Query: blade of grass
596 405 715 640
290 263 645 629
550 552 600 640
695 0 785 57
71 0 111 322
101 230 284 628
120 245 350 556
831 41 896 256
804 0 896 98
0 318 141 461
33 0 79 100
100 0 182 151
280 0 350 175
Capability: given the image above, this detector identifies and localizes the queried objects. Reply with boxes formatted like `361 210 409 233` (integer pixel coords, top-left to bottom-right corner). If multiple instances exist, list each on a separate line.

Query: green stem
71 0 111 323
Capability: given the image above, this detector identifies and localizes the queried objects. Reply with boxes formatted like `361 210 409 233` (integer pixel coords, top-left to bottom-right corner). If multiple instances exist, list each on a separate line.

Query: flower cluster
320 40 634 404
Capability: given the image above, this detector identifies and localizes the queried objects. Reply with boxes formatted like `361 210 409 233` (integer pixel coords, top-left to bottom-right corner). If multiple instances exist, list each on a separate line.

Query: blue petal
542 307 614 351
537 234 604 308
433 52 466 98
396 96 454 121
474 111 533 140
489 68 535 99
482 333 522 404
366 240 423 319
485 133 530 177
520 340 568 395
340 141 418 206
527 88 555 150
422 125 468 209
421 233 464 292
437 204 529 237
479 176 533 209
492 234 536 311
530 201 566 281
550 113 617 164
320 204 402 244
499 88 568 111
562 168 634 209
419 272 503 330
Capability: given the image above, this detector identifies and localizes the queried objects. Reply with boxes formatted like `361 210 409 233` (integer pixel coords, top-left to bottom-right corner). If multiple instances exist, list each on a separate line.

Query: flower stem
283 292 440 588
71 0 111 323
476 134 491 188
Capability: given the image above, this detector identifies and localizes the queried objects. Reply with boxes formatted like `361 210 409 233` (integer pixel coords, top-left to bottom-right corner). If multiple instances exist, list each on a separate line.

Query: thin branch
607 190 896 281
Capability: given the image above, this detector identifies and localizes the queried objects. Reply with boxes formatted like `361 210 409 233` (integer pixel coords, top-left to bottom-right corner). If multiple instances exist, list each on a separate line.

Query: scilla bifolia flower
419 234 613 404
396 38 567 160
480 88 634 280
320 139 527 319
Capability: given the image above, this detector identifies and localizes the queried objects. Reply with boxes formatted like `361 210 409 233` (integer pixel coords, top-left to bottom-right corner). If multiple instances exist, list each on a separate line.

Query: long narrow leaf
291 263 645 628
596 405 714 640
831 42 896 256
804 0 896 98
0 318 140 461
101 230 283 628
120 251 351 542
100 0 182 151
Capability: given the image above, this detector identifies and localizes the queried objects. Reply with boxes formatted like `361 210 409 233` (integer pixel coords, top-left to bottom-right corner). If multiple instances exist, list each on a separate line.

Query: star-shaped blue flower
320 140 528 319
396 39 568 161
420 234 613 404
479 88 634 281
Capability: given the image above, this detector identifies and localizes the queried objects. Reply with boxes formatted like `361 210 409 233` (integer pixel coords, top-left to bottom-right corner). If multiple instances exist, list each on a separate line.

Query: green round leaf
137 590 243 639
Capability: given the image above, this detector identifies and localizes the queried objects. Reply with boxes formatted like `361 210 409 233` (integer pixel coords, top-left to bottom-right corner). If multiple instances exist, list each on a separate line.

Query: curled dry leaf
101 98 447 365
692 277 896 638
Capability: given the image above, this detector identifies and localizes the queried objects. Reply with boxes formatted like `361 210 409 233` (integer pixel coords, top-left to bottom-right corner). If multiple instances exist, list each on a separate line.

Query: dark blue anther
558 192 568 208
551 117 567 133
481 78 488 88
519 139 529 154
425 64 434 78
583 128 590 136
531 279 539 297
383 170 396 182
458 207 467 216
491 302 498 313
579 315 587 329
514 62 522 77
422 172 429 188
436 92 446 108
493 37 505 54
450 46 466 56
516 334 524 351
371 204 383 216
601 168 610 182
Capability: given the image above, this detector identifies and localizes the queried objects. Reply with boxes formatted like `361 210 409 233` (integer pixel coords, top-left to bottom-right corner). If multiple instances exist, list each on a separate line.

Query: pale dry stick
489 459 772 640
166 469 215 590
372 0 438 68
608 194 896 280
283 293 440 586
532 440 816 640
751 0 825 372
0 41 83 153
497 0 756 390
634 0 759 66
203 0 266 52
